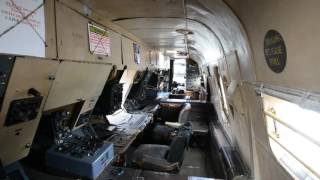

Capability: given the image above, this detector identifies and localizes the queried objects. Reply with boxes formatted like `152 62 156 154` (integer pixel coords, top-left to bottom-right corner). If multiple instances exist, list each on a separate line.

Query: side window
262 94 320 179
219 75 229 114
213 66 231 118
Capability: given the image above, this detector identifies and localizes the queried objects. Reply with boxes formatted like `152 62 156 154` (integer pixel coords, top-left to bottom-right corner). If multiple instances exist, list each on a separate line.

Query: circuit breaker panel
0 57 59 166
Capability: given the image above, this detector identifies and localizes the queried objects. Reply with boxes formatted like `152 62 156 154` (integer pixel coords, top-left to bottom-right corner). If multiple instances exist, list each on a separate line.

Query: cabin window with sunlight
262 94 320 180
218 75 229 115
214 66 230 117
158 52 169 69
173 59 186 90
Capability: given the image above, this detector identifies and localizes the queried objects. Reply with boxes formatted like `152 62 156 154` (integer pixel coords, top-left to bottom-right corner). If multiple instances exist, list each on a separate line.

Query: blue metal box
46 143 113 179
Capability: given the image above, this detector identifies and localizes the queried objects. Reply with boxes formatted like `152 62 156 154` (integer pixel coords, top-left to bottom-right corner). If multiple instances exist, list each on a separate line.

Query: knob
28 88 41 97
48 74 56 80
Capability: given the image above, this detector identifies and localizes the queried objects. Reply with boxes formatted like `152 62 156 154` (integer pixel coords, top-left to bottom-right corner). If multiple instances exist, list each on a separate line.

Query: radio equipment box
46 142 113 179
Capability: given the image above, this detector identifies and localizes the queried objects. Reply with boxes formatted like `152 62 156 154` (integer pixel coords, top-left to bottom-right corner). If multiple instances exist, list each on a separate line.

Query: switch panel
5 96 43 126
0 55 14 109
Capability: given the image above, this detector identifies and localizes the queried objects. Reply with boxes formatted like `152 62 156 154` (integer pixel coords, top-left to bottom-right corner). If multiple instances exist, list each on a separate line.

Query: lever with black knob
28 88 41 97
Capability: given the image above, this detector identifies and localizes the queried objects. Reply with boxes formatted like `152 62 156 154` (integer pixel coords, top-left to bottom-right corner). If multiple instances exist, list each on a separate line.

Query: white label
88 23 111 56
0 0 45 57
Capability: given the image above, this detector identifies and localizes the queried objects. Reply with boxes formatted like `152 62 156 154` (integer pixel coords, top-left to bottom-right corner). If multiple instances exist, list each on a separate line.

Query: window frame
213 66 232 120
261 92 320 179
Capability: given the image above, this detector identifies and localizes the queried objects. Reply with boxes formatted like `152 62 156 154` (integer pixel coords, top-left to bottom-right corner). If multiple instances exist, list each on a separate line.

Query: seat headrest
159 103 182 109
178 103 191 124
182 103 191 110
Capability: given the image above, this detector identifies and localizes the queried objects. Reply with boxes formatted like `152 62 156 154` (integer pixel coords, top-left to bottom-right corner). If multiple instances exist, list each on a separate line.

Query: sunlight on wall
158 52 169 69
173 59 186 89
119 70 137 107
263 94 320 180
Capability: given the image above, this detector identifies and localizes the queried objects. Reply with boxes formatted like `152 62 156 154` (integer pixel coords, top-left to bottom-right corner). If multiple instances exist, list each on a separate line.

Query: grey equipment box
46 143 113 179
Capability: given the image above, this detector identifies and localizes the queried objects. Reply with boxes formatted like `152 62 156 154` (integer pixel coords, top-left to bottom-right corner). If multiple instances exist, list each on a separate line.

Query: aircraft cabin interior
0 0 320 180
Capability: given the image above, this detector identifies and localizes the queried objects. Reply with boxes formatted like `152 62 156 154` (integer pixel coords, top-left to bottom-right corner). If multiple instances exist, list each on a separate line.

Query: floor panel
179 147 215 178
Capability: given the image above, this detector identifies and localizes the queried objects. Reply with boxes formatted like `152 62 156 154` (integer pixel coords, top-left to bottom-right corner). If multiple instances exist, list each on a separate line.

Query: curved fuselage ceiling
79 0 252 75
1 0 319 179
78 0 320 180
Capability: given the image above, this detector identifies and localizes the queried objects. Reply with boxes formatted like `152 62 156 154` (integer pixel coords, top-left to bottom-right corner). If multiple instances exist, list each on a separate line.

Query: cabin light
176 29 194 35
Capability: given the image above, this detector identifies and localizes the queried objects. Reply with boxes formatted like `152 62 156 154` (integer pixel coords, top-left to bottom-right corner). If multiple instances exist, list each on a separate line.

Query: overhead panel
55 1 121 64
56 2 95 62
44 61 112 111
44 0 57 58
115 18 186 49
0 57 59 165
109 31 122 66
115 18 224 64
122 37 136 68
78 0 184 20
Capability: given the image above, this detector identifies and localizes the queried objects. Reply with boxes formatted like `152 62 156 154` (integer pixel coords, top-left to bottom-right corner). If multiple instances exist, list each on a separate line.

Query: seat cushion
131 144 180 172
152 124 175 144
132 144 170 161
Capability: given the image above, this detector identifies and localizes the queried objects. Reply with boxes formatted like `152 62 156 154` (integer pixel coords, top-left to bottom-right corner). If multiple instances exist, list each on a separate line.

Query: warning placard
0 0 45 57
88 24 111 56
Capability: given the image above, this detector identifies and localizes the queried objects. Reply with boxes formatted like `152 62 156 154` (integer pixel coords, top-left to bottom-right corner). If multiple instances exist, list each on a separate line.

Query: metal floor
24 147 215 180
179 147 215 178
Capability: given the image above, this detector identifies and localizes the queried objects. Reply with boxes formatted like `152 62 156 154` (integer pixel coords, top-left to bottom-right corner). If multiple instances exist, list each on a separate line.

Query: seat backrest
159 103 183 122
178 103 191 124
166 136 187 164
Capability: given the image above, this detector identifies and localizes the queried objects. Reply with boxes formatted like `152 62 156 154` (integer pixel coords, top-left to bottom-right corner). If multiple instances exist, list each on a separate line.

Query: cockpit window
262 94 320 180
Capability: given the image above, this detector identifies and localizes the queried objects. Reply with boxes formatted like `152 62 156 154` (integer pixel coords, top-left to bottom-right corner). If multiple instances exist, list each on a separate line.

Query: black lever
28 88 41 97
